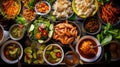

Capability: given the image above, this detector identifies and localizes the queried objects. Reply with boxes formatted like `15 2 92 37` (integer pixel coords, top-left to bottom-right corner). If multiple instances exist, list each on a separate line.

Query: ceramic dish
72 0 98 18
76 35 102 62
0 40 23 64
43 43 64 65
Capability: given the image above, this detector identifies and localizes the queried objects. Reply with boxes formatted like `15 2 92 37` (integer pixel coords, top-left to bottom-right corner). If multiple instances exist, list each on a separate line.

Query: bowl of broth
76 35 102 62
0 40 23 64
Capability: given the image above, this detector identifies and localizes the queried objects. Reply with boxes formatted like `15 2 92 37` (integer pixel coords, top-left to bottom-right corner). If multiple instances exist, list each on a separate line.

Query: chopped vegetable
35 33 41 39
29 24 34 32
24 44 46 64
45 44 62 64
28 16 53 43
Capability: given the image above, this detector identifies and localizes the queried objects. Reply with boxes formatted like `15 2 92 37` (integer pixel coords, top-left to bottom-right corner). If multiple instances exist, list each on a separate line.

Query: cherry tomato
38 26 43 32
56 52 61 58
36 33 41 39
42 30 48 37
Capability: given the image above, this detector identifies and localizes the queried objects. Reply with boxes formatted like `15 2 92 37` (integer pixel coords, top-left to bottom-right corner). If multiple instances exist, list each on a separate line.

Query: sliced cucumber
50 51 56 59
24 47 32 54
47 45 53 51
53 49 61 53
33 52 37 59
9 48 18 55
29 24 34 32
49 24 54 30
38 40 44 43
48 30 53 38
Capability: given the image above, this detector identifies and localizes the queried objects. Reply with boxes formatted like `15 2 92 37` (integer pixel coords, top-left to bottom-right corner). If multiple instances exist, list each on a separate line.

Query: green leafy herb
96 23 120 46
68 13 76 21
47 0 55 5
16 15 28 26
28 0 35 9
98 0 110 5
101 34 112 46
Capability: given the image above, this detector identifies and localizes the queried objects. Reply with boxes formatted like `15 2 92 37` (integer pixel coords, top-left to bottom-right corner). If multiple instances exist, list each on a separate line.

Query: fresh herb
28 0 35 9
47 0 54 5
16 15 28 26
98 0 110 5
68 13 76 21
96 23 120 46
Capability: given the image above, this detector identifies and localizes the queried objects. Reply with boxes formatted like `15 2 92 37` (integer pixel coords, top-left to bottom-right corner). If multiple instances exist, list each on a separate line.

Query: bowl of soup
0 40 23 64
76 35 102 62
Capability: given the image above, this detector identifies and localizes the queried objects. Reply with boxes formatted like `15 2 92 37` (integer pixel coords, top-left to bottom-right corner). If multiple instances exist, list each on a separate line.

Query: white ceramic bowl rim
76 35 102 62
43 44 64 65
0 24 4 43
9 24 25 40
0 40 23 64
35 1 51 15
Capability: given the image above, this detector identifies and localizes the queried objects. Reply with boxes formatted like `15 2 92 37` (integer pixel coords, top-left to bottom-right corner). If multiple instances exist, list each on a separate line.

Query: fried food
53 20 78 45
2 0 20 18
23 8 36 21
100 2 120 24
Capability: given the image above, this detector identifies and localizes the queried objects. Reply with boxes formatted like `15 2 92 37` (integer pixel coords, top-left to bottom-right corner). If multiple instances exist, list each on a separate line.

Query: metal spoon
17 55 22 67
90 44 103 49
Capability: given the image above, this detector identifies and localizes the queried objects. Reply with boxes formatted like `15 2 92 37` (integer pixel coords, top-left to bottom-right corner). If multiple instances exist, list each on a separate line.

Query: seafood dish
53 20 78 45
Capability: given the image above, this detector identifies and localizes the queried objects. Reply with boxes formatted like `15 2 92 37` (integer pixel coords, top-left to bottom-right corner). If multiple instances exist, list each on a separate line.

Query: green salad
28 16 54 43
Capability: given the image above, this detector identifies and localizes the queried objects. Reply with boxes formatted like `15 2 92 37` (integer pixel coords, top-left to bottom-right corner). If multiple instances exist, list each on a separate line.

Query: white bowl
76 35 102 62
9 24 25 40
0 24 9 46
35 1 51 15
0 40 23 64
43 44 64 65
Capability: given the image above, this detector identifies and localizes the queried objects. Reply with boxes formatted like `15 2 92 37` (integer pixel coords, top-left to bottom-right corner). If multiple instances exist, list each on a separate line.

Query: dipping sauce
0 27 3 40
78 39 98 59
85 18 99 33
64 51 79 66
109 41 120 60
